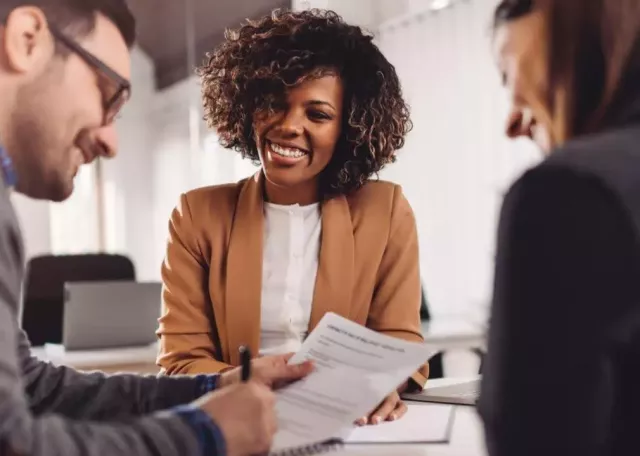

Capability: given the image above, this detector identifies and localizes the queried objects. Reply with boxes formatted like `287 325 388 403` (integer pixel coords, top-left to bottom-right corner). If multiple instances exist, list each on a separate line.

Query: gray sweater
0 175 211 455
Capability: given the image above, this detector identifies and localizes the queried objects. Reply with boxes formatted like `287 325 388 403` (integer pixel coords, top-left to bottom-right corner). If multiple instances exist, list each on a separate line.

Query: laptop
402 377 481 406
61 281 162 350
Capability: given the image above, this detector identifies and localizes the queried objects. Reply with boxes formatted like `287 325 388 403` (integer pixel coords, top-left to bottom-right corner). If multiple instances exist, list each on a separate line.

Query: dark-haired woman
156 9 428 425
479 0 640 455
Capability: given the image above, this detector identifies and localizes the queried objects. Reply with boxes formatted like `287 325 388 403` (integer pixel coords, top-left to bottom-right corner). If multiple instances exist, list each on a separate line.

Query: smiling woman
199 9 411 203
250 73 345 205
157 9 428 426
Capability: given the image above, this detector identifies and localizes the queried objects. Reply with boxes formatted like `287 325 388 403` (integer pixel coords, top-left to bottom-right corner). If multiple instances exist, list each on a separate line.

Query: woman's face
253 74 344 198
494 10 555 154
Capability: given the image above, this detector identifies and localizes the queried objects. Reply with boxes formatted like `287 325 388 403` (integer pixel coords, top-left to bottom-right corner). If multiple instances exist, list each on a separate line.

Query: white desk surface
30 343 158 369
333 378 487 456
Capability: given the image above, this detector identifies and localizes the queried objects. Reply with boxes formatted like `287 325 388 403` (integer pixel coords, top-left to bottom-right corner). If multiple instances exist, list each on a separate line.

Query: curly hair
198 9 412 197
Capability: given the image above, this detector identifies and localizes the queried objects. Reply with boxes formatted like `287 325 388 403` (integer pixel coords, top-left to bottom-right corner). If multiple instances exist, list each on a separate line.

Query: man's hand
220 353 314 389
194 382 276 456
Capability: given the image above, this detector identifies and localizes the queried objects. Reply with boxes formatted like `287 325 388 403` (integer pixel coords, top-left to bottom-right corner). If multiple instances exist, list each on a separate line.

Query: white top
259 202 322 355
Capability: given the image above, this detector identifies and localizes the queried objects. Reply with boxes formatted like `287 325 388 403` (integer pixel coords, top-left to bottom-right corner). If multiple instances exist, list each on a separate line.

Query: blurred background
14 0 540 323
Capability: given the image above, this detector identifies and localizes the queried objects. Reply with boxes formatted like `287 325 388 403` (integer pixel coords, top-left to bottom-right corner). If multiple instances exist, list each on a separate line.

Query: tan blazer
157 172 429 387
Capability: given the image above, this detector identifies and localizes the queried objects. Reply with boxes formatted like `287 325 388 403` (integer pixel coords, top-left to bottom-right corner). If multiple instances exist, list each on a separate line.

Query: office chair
420 285 445 379
21 254 136 346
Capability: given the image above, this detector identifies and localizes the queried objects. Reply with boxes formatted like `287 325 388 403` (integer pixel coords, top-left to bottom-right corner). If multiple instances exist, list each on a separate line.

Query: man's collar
0 144 17 189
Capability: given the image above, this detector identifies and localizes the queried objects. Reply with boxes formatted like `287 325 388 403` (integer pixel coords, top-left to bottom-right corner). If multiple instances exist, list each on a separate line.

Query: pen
239 345 251 382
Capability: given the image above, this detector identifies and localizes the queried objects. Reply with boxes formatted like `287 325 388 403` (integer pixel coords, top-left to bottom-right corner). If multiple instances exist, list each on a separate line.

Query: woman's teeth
270 142 306 158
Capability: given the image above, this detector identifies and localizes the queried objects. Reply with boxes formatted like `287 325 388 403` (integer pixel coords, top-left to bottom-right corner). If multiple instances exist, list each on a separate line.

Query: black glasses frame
49 24 131 125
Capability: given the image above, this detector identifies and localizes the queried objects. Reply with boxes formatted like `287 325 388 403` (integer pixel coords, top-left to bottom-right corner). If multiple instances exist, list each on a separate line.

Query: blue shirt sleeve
173 375 226 455
195 374 220 396
173 405 227 456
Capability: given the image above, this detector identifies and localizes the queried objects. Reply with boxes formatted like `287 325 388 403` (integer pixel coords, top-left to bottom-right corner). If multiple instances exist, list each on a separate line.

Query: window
49 162 100 254
202 133 259 185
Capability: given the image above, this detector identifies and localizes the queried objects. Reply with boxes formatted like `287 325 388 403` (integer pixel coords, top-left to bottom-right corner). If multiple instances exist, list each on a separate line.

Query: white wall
373 0 410 24
374 0 540 319
149 75 259 276
292 0 378 31
150 76 205 274
105 47 158 280
11 194 51 260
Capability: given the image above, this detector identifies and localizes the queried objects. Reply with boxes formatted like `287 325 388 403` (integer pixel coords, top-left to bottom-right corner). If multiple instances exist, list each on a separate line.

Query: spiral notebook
270 438 343 456
269 402 455 455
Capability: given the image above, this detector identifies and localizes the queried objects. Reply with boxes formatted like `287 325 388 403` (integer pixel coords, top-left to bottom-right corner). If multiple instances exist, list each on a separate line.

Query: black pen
239 345 251 382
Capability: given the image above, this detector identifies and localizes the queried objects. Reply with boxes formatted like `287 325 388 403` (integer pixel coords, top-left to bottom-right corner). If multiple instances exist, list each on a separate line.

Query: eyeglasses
49 24 131 125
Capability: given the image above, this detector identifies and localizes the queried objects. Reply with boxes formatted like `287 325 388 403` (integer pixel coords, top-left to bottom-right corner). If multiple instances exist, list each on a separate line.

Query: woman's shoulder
171 179 251 237
346 179 408 210
345 179 414 222
182 179 248 209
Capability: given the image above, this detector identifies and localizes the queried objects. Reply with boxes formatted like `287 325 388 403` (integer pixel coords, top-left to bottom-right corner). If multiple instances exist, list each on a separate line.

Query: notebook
269 403 455 455
402 377 481 406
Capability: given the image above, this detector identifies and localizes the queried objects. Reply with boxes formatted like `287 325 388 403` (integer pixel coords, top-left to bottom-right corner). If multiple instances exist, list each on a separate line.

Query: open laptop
402 377 481 406
61 281 162 350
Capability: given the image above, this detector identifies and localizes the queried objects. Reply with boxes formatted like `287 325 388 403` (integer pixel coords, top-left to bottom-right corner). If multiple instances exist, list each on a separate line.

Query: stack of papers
270 312 450 454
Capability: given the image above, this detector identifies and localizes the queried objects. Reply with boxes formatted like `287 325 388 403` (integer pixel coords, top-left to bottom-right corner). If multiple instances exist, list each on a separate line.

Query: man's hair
493 0 640 139
0 0 135 48
199 9 412 197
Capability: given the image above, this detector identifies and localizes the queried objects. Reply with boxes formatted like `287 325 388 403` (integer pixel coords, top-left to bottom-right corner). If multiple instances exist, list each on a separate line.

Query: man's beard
9 80 71 201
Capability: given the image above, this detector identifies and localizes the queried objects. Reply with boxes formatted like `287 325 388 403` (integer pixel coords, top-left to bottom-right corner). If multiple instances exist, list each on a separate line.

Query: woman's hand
355 390 408 426
220 353 314 390
355 380 412 426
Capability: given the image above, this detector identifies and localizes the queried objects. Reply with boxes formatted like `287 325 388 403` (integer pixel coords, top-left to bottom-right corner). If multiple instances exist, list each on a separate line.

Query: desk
27 321 483 376
31 346 487 454
333 378 487 456
30 344 160 375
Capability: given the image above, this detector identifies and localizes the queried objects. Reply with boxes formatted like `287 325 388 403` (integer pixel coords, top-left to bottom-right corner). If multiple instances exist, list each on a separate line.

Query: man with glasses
0 2 313 456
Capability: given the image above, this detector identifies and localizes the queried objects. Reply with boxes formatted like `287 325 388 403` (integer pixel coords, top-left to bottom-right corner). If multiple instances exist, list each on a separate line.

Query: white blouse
259 202 322 355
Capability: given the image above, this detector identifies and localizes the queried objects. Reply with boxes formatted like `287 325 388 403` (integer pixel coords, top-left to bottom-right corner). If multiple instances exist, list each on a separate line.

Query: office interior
15 0 538 377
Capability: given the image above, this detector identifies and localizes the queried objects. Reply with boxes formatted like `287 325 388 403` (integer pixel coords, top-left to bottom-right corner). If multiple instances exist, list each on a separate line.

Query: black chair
21 254 136 346
420 284 486 378
420 285 445 379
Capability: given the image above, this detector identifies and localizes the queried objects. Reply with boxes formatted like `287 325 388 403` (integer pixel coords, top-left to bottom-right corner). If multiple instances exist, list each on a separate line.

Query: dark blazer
479 94 640 456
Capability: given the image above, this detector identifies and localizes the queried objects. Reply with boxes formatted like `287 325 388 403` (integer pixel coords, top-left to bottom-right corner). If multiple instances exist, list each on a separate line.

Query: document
271 312 436 452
